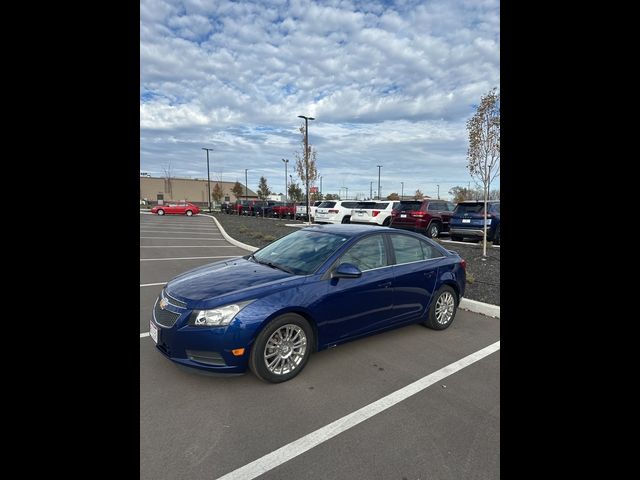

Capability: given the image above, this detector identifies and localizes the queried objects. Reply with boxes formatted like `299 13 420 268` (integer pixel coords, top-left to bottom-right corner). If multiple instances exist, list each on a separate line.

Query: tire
382 217 391 226
427 222 441 238
422 285 458 330
249 314 313 383
451 235 463 241
157 209 165 216
341 215 351 224
493 225 500 245
186 210 193 216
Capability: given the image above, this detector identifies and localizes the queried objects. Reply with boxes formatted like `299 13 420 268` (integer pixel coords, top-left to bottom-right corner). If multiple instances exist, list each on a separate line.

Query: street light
244 169 248 201
401 181 404 200
437 184 440 199
282 158 289 202
320 176 323 196
370 181 373 200
377 165 382 200
202 148 214 212
298 115 315 224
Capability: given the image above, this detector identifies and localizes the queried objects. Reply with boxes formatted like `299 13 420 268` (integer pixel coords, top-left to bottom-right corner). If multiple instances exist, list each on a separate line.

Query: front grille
153 299 180 328
163 290 187 308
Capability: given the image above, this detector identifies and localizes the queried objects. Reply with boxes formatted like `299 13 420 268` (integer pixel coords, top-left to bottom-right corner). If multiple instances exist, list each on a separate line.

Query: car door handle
424 271 434 278
377 282 392 288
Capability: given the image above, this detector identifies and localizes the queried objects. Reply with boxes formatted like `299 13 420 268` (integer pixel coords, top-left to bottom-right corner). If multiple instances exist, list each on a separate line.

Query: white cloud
140 0 500 199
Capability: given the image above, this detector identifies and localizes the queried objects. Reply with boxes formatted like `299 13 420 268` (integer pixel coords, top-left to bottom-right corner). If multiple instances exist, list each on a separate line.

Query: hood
165 257 295 305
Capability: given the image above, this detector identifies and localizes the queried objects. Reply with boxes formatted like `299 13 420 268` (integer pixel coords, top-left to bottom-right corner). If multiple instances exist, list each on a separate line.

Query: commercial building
140 176 258 206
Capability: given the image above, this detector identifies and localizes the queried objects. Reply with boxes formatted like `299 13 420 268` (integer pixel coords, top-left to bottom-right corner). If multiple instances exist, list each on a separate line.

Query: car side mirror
331 263 362 279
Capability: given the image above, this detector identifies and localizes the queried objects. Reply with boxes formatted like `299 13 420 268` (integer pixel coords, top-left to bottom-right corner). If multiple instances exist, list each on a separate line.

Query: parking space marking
140 256 240 262
140 245 239 248
214 340 500 480
140 282 166 287
140 332 150 338
139 237 224 240
440 239 500 248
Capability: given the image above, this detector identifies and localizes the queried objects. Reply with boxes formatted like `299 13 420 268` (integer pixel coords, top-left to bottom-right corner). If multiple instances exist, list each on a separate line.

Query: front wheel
186 210 193 216
249 314 313 383
341 215 351 224
157 209 165 216
422 285 458 330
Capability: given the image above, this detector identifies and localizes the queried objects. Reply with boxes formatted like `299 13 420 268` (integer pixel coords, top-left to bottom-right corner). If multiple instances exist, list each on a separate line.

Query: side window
339 235 388 271
420 240 444 260
390 235 426 264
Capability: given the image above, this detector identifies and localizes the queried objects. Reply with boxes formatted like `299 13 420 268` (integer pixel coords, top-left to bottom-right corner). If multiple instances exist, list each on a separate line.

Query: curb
459 298 500 318
197 213 258 252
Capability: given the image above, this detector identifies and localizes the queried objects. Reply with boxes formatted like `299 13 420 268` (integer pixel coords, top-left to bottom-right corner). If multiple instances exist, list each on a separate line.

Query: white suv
314 200 362 224
350 201 400 226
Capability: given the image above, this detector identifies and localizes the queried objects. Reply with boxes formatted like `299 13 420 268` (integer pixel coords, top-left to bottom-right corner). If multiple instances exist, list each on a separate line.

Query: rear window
454 203 484 214
355 202 377 209
318 201 336 208
341 202 360 208
395 201 423 212
374 202 389 209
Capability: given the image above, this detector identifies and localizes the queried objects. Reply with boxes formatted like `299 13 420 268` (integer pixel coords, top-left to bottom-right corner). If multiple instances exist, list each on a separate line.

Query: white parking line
139 226 218 230
140 245 239 248
140 332 150 338
215 341 500 480
140 282 166 287
140 256 240 262
140 237 224 240
140 231 221 235
440 239 500 248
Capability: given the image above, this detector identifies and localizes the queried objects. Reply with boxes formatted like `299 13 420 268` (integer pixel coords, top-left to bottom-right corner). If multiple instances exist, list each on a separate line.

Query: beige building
140 176 258 205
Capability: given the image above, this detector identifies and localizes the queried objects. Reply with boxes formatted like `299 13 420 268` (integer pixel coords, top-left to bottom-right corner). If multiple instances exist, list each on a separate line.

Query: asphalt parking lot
140 212 500 480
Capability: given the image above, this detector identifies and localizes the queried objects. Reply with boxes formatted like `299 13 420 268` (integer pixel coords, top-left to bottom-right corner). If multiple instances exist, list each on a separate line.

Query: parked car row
314 199 500 244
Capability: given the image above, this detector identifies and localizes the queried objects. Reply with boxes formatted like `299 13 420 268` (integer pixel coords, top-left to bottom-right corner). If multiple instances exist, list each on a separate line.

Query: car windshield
455 203 484 214
251 230 349 275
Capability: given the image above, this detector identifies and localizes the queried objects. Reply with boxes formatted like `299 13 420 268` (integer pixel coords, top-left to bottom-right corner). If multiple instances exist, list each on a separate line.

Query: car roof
457 200 500 204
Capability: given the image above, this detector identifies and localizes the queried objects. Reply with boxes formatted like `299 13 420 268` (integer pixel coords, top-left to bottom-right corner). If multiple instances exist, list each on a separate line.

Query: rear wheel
422 285 458 330
186 210 193 216
157 209 165 216
427 222 441 238
493 225 500 245
249 314 313 383
341 215 350 224
382 217 391 226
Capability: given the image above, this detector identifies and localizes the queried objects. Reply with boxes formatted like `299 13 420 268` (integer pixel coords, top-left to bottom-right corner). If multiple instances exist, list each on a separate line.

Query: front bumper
151 299 252 373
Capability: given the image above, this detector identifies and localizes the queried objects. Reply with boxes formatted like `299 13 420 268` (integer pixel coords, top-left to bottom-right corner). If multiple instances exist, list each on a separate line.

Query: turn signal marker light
232 348 245 356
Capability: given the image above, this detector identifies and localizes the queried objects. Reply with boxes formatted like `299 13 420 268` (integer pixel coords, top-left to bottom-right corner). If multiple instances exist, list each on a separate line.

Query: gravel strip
210 213 499 306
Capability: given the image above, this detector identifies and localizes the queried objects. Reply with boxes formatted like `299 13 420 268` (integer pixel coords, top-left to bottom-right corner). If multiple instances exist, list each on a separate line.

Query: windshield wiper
252 256 296 274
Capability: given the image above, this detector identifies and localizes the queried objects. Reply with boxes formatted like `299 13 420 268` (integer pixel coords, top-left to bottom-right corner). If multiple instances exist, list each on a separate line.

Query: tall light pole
437 184 440 199
298 115 315 223
202 148 214 212
244 169 248 201
370 182 373 200
320 176 323 196
282 158 289 202
401 181 404 200
377 165 382 200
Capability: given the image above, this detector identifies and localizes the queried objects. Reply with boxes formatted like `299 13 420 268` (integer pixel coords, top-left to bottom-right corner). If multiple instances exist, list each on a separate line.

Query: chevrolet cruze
150 224 466 383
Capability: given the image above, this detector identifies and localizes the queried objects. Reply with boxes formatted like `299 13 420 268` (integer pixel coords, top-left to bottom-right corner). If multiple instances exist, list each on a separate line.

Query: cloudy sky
140 0 499 200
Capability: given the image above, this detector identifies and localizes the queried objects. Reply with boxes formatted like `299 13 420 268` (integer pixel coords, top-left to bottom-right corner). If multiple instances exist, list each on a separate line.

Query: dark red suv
390 199 456 238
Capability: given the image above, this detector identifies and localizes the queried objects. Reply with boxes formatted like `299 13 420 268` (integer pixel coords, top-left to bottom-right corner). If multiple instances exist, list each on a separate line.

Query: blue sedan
150 224 467 383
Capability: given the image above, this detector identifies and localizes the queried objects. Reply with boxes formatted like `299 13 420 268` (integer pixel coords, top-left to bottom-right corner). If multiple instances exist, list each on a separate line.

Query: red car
150 202 200 216
271 202 296 219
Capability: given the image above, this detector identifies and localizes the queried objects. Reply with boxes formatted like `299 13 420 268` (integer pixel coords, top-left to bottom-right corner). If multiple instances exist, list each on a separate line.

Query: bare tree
294 124 319 224
386 192 400 200
257 176 271 200
324 193 340 200
162 161 174 200
467 88 500 257
231 181 244 201
212 183 223 205
414 189 424 200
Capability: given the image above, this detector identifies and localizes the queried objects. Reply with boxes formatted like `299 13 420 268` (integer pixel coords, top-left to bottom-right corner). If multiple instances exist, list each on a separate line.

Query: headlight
189 300 255 327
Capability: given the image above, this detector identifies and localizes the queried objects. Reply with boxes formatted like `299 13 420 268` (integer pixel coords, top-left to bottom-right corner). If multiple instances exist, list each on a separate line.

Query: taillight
372 210 380 217
411 211 427 217
460 259 467 270
328 209 339 214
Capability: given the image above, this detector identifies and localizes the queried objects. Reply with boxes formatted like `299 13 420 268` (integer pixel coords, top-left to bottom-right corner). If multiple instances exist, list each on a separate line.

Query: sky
140 0 500 201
